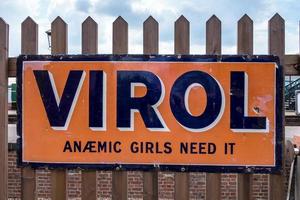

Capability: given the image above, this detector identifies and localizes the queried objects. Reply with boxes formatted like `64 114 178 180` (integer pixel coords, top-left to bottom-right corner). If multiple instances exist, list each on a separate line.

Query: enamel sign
17 55 283 173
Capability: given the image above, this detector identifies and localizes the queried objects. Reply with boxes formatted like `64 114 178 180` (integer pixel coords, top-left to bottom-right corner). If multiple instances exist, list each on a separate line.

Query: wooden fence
0 13 299 200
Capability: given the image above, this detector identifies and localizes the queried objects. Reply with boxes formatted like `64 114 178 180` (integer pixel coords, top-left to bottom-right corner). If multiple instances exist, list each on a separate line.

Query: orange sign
17 55 282 173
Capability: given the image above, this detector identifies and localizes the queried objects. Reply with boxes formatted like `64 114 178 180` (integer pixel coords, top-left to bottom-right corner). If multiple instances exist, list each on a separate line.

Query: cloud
75 0 92 13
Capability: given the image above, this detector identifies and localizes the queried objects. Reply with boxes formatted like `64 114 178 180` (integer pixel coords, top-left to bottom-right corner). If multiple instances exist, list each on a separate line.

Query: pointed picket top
174 15 189 54
113 16 128 27
82 16 98 54
51 16 68 54
175 15 189 25
206 15 221 54
269 13 284 23
0 17 8 31
144 15 158 26
21 16 38 54
238 14 253 54
268 14 285 200
143 15 159 54
113 16 128 54
268 13 285 62
207 14 221 25
238 14 252 24
0 17 9 46
83 16 97 26
22 16 37 26
52 16 67 26
0 17 7 25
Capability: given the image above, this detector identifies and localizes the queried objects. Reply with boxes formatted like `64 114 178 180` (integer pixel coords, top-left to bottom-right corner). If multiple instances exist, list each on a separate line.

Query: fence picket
0 17 8 200
112 16 128 200
21 16 38 200
175 15 190 54
206 15 221 55
236 14 253 200
112 16 128 54
143 16 158 54
143 16 159 200
50 16 68 200
269 13 285 200
174 15 190 200
82 16 98 54
237 14 253 54
81 16 98 200
205 15 221 200
51 16 68 54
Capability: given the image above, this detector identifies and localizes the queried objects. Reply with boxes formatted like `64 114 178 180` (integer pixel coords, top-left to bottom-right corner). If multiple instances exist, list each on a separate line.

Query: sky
0 0 299 57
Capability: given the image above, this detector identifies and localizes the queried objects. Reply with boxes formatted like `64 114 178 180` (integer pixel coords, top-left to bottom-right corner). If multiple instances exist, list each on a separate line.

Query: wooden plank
81 170 97 200
175 15 189 54
143 171 158 200
284 54 300 75
112 171 127 200
237 175 252 200
268 13 285 200
113 16 128 54
82 16 98 54
237 14 253 54
21 16 38 200
51 171 67 200
51 16 68 54
206 15 221 55
143 16 158 55
51 16 67 200
22 17 38 54
269 14 285 63
175 172 189 200
206 14 221 200
8 57 16 77
6 54 300 77
206 173 221 200
174 15 190 200
143 15 159 200
112 16 128 200
0 17 8 200
22 168 36 199
81 16 98 200
237 14 253 200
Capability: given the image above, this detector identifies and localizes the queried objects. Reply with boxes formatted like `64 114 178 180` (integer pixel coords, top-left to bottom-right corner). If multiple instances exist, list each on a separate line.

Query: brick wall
189 172 206 199
252 174 269 199
128 171 143 199
97 171 112 199
36 169 51 199
8 150 275 200
221 174 237 200
158 172 175 199
8 151 21 199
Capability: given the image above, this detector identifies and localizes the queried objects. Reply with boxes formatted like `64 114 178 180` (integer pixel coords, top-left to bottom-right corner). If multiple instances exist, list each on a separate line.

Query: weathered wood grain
50 16 68 200
81 16 98 200
21 16 38 200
